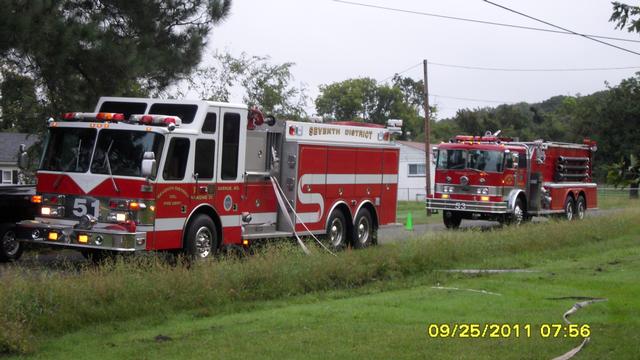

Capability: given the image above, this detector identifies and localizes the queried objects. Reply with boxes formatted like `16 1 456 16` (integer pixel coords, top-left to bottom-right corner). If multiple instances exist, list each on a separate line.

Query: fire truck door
215 108 246 239
192 109 219 202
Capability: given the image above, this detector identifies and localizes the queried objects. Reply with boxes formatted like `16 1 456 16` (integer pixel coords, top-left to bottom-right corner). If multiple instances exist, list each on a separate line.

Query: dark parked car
0 185 36 262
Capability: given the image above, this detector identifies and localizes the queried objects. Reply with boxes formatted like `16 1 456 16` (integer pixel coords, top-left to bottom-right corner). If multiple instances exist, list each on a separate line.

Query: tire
562 196 575 221
325 210 348 251
505 197 527 226
0 225 23 262
575 195 586 221
184 214 218 260
353 208 376 249
443 211 462 229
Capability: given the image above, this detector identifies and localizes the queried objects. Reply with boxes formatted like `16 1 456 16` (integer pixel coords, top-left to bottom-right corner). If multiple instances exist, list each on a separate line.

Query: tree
0 0 231 130
608 155 640 199
314 76 434 140
610 2 640 33
177 51 308 120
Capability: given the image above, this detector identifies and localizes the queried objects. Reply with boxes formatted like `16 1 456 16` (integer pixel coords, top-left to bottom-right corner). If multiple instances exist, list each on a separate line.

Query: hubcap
357 217 370 244
566 202 573 220
329 218 344 247
513 205 524 225
194 226 212 258
577 202 585 219
2 230 19 257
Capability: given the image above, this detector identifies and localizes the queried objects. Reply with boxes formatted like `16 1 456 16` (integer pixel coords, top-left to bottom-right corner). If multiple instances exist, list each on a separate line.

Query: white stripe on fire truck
154 215 242 231
297 173 398 185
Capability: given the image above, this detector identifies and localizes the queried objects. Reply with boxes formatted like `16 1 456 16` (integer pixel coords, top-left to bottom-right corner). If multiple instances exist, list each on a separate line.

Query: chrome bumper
16 219 146 252
426 198 510 214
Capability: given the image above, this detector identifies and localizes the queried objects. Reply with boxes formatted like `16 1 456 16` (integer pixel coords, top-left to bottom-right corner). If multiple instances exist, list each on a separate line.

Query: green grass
396 201 440 225
598 192 640 210
2 209 640 358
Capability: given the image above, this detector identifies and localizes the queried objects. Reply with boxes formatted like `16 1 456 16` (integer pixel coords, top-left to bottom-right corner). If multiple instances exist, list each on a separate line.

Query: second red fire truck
427 133 598 228
16 97 400 259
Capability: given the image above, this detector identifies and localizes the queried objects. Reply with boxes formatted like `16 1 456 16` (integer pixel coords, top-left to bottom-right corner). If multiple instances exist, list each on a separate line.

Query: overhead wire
332 0 640 44
482 0 640 56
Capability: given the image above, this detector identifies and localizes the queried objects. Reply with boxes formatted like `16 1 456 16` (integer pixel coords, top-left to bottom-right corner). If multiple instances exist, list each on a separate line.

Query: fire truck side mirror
511 153 519 169
141 151 157 179
18 144 28 169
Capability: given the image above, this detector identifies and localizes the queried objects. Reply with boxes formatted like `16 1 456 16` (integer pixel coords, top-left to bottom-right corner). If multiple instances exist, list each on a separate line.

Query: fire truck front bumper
16 219 147 252
426 198 510 214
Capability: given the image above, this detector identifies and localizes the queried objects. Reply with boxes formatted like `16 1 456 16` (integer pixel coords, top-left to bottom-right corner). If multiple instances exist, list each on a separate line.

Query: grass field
2 209 640 358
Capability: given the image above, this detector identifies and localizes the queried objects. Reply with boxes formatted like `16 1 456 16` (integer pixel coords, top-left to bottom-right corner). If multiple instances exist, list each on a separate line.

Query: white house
395 141 435 201
0 133 38 185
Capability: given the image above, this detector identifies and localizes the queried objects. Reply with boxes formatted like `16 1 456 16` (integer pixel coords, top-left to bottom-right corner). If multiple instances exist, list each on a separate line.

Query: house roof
397 141 426 152
0 132 39 163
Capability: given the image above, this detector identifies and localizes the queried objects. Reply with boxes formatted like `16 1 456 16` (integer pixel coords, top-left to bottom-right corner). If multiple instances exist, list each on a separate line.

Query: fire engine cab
16 97 400 258
426 132 598 228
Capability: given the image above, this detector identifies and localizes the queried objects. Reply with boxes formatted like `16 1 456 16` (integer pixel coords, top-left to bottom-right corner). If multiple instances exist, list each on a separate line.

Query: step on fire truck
16 97 400 258
426 132 598 228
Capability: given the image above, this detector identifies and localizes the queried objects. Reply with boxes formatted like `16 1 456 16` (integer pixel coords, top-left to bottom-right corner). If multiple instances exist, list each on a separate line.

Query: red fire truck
426 133 598 228
16 97 400 258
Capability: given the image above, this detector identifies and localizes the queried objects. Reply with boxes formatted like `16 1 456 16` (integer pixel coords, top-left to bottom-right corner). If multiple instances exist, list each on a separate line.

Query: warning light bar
60 112 182 128
63 112 125 122
129 114 182 127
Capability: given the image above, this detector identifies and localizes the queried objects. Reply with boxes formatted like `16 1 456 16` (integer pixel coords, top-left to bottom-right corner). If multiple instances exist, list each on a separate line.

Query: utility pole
423 59 431 216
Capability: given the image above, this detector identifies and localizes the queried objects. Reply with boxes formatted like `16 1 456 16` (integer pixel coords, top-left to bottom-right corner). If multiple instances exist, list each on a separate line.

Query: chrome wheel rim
577 201 585 220
566 202 573 220
194 226 212 258
513 205 524 225
2 230 19 257
329 218 344 247
357 217 370 244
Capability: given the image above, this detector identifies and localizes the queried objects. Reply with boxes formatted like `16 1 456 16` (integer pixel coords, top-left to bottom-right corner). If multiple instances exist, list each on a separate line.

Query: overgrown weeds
0 209 638 354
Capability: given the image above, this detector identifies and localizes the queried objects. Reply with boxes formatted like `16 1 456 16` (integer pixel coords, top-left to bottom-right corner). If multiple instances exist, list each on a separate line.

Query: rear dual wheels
325 208 376 250
559 195 586 221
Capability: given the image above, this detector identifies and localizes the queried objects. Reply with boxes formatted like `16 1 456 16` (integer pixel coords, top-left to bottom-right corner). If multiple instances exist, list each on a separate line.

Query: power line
430 93 514 104
430 62 640 72
483 0 640 56
382 60 640 82
332 0 640 44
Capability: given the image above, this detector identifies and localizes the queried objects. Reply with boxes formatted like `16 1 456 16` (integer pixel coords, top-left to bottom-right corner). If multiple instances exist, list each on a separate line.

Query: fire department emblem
223 195 233 211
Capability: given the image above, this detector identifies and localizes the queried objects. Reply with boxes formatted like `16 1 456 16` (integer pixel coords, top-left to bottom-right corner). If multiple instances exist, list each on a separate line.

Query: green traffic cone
405 211 413 231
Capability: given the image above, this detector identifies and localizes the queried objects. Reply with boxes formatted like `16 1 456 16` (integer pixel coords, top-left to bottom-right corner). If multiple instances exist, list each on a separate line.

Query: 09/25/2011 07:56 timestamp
427 323 591 339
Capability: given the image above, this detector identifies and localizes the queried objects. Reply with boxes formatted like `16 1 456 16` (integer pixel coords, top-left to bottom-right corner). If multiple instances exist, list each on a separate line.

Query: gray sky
206 0 640 119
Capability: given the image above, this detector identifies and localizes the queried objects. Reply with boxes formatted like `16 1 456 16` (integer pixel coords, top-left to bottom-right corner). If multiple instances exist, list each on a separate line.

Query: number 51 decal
72 198 100 217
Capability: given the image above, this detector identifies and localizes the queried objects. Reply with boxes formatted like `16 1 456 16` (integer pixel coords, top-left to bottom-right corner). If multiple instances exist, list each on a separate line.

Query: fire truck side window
221 113 240 180
202 113 217 133
437 149 466 170
149 103 198 124
518 152 527 168
163 138 190 181
195 139 215 180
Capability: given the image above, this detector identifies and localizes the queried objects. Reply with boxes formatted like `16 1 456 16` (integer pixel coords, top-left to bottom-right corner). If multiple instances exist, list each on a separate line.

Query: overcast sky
205 0 640 119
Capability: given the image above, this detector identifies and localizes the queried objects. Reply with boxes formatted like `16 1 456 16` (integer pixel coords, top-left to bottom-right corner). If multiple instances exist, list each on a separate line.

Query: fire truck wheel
353 208 375 249
562 196 575 221
184 214 218 259
443 211 462 229
0 225 23 262
510 198 527 226
575 195 586 220
325 210 348 250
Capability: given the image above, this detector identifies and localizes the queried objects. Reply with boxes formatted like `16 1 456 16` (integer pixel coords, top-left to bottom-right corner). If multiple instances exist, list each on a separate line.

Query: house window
408 163 426 177
1 170 11 184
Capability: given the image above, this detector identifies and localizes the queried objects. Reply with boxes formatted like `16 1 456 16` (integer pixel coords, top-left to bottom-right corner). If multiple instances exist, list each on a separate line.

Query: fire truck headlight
41 207 51 216
108 212 128 222
481 187 489 195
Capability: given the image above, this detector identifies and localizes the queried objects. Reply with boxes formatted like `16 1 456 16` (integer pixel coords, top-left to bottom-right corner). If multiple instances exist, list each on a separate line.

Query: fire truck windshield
468 150 504 172
436 149 504 173
91 130 164 178
41 128 96 172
